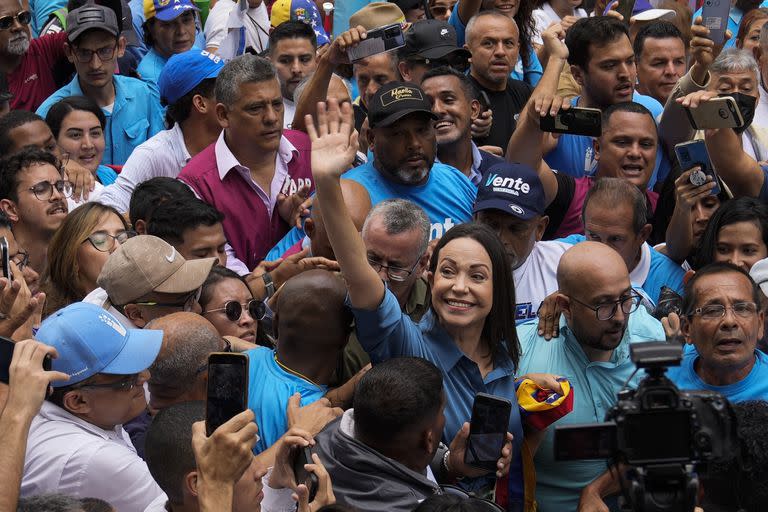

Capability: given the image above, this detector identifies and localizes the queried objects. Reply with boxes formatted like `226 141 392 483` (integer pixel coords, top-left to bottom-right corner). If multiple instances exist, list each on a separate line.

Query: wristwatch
262 272 275 299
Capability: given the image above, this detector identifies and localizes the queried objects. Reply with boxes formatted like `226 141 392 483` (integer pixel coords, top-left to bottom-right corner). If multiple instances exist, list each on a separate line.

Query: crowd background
1 0 768 510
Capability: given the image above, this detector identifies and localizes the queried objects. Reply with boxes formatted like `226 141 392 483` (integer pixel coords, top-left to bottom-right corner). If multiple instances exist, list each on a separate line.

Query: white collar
38 401 126 441
629 242 652 286
214 130 297 181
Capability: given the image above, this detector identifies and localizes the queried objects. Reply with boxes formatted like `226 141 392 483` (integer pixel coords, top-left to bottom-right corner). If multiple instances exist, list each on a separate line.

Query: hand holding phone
464 393 512 471
540 106 602 137
1 237 12 282
205 353 249 436
346 23 405 62
674 140 721 195
684 96 744 130
293 445 319 501
701 0 731 45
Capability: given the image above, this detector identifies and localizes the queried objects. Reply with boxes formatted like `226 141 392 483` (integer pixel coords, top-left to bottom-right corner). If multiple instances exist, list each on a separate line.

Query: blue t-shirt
558 234 685 303
245 346 327 454
543 93 670 189
96 165 118 186
668 344 768 402
516 308 665 512
137 48 167 86
343 161 476 239
449 2 542 87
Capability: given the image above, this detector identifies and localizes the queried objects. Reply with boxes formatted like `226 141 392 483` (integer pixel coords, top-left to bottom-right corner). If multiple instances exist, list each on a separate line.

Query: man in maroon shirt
0 0 71 111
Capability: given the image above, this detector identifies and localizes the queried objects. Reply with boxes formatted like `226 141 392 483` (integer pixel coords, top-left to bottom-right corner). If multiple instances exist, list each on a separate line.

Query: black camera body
554 342 738 512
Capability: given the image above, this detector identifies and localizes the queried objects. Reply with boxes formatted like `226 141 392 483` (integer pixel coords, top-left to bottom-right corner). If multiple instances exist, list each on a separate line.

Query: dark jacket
314 410 441 511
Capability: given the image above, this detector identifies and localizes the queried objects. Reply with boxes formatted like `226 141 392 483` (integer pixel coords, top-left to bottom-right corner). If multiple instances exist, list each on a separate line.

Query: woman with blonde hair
41 202 133 318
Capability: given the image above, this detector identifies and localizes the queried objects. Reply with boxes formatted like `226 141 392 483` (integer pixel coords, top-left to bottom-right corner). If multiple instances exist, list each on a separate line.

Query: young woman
40 203 133 318
309 100 560 509
693 196 768 271
199 266 270 347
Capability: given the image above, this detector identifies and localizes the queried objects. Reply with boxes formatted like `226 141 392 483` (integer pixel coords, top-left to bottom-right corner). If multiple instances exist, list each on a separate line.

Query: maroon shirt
178 130 314 270
8 32 68 112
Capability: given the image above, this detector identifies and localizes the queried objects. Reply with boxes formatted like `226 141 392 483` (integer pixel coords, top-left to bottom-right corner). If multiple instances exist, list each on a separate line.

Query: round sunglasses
204 299 266 322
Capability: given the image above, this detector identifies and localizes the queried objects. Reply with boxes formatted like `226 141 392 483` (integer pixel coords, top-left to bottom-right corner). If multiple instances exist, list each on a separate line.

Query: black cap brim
371 108 438 128
419 46 471 61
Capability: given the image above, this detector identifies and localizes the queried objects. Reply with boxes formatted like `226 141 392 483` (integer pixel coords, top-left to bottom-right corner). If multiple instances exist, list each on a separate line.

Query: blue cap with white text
35 302 163 387
159 49 224 106
473 162 546 220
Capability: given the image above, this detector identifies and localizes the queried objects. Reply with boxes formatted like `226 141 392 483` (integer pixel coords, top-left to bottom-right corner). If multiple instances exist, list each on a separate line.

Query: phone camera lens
718 108 728 119
561 112 574 125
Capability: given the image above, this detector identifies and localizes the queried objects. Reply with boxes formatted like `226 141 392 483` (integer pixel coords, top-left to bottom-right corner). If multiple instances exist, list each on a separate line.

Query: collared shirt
100 123 193 213
36 74 165 166
22 401 163 512
178 129 314 269
350 288 525 506
8 31 68 112
516 308 665 512
136 48 167 86
435 142 502 186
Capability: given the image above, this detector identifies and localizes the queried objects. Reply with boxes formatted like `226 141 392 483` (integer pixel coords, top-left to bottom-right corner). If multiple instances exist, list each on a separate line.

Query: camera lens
718 108 728 119
561 112 574 125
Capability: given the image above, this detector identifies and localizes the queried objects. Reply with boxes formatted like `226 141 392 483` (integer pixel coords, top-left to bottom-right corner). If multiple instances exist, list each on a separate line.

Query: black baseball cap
66 4 120 43
401 19 471 61
389 0 423 11
368 81 438 128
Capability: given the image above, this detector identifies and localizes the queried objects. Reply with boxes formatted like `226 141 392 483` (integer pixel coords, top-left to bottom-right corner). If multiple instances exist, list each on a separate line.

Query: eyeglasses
28 179 73 201
11 250 28 272
76 374 140 392
688 302 759 320
72 44 117 64
84 230 136 252
0 10 31 30
133 288 202 312
569 293 641 321
203 299 267 322
367 256 420 282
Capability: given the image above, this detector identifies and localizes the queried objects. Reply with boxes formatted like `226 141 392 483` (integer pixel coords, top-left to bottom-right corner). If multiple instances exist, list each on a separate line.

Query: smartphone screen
1 237 11 282
292 445 318 500
465 393 512 471
205 353 249 436
0 336 14 384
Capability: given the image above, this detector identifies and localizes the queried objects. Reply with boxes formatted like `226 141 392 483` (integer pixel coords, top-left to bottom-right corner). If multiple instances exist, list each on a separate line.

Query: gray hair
146 323 221 391
215 54 277 108
465 10 518 46
294 74 351 103
17 494 83 512
582 177 648 234
362 199 431 257
710 48 759 78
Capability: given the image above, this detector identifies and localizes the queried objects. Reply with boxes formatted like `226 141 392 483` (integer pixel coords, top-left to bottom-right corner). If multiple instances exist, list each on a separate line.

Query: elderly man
517 241 665 512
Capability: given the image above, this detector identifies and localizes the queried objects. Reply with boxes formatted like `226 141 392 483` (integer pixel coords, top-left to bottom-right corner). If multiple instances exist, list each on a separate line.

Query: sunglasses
204 299 266 322
0 10 31 30
76 374 140 392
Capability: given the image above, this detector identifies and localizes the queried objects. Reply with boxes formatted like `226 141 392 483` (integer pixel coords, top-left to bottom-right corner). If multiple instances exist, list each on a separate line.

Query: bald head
146 313 222 408
307 179 372 259
275 269 353 350
557 242 630 296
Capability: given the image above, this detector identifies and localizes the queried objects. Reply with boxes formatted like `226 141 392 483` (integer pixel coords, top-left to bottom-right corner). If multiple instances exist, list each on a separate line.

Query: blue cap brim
102 328 163 375
154 3 199 21
473 198 539 220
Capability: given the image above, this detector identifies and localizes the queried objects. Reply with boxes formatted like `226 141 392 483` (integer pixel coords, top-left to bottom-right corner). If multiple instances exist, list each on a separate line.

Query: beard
6 32 29 56
570 315 627 354
392 165 430 185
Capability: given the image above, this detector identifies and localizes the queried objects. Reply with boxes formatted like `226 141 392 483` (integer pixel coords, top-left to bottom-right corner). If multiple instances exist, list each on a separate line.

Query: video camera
554 342 739 512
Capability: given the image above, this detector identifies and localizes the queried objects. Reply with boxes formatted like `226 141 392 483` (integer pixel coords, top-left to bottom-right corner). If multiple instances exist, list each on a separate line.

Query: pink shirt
178 130 313 269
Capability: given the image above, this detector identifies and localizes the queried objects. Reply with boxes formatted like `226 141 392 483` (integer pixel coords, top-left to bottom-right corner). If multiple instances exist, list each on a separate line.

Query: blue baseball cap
473 162 546 220
159 49 224 106
36 302 163 388
144 0 199 22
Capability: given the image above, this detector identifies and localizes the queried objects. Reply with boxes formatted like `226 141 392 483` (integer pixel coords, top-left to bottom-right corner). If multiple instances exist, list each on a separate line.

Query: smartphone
540 107 602 137
464 393 512 471
684 96 744 130
346 23 406 62
0 336 51 384
1 237 11 282
674 140 721 195
615 0 636 24
292 445 319 501
478 91 491 112
701 0 731 45
205 353 249 436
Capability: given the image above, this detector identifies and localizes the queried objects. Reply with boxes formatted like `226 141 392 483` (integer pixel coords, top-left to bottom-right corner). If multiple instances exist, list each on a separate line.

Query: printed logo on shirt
515 302 537 322
280 176 313 196
430 217 456 240
24 73 38 84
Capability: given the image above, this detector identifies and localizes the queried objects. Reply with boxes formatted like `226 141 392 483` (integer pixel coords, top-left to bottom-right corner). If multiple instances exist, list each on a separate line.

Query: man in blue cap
20 302 164 512
138 0 199 84
101 48 224 214
35 3 165 166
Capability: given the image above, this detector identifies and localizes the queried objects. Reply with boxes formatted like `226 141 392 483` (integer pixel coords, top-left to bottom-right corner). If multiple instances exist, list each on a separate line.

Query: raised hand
306 100 359 182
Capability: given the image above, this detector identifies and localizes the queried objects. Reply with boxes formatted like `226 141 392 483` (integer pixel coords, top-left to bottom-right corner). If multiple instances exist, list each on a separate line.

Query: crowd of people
2 0 768 510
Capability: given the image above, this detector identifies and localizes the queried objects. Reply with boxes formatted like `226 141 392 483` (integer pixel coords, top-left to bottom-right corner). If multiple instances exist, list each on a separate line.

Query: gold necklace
273 353 321 387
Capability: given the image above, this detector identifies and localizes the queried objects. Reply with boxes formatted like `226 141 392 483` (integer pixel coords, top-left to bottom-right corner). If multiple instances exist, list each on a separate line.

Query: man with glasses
0 0 72 111
83 235 216 329
36 4 164 166
396 19 470 85
21 302 164 512
0 147 71 274
516 241 665 512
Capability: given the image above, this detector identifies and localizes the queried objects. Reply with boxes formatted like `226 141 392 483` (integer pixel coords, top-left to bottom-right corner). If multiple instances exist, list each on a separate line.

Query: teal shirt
516 307 665 512
37 75 165 166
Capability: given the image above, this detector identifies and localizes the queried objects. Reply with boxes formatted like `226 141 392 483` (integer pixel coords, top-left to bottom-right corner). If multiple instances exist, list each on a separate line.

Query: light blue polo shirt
351 288 526 508
668 344 768 402
37 74 165 166
137 48 167 86
245 346 327 454
543 93 670 189
516 308 665 512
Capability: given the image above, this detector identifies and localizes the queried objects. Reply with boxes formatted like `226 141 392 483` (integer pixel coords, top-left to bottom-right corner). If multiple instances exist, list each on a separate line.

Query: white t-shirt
283 97 295 129
207 0 270 58
532 3 588 45
513 240 569 324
